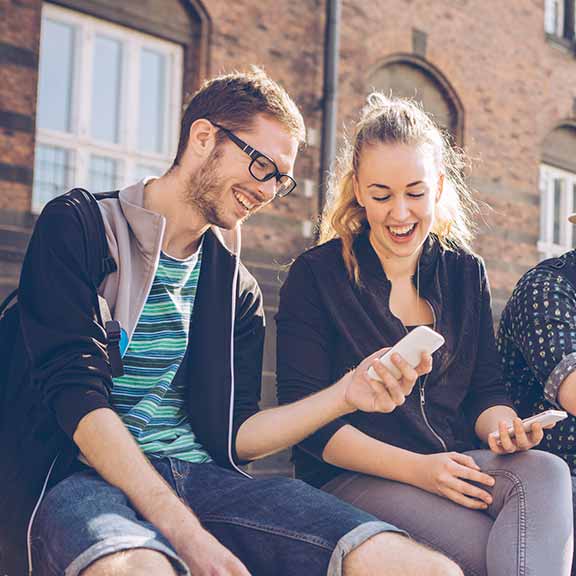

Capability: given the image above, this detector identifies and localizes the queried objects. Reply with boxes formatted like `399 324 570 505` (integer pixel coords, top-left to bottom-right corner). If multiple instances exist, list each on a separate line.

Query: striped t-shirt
111 245 212 463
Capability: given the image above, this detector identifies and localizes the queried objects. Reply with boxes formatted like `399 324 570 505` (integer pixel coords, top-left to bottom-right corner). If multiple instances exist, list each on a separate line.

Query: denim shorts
31 459 403 576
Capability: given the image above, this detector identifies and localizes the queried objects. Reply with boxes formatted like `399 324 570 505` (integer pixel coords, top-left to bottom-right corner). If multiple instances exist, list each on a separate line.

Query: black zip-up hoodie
0 188 264 574
276 232 513 488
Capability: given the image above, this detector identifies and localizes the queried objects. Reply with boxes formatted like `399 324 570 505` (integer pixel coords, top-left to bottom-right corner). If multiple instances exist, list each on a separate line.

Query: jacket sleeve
276 255 348 460
230 264 265 463
18 198 113 439
463 258 514 426
497 268 576 407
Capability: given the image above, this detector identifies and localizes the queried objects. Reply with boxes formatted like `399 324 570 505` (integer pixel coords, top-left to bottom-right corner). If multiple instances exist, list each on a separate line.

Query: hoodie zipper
416 303 448 451
226 227 251 479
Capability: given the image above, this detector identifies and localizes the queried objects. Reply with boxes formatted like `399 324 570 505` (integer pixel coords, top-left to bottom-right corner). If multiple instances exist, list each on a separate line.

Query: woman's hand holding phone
414 452 495 510
487 418 545 455
340 347 432 414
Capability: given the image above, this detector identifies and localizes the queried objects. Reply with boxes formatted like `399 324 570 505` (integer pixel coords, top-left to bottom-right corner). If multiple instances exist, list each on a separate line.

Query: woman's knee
504 450 571 485
81 549 178 576
491 450 572 516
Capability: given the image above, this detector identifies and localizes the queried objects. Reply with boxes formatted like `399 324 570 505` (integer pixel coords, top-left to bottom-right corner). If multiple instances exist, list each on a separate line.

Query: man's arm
558 373 576 414
236 375 351 461
73 409 202 543
237 337 430 461
236 254 428 461
74 409 249 575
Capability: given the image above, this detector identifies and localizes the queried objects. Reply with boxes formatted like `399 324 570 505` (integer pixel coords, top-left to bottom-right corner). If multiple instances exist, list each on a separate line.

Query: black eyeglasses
211 122 297 198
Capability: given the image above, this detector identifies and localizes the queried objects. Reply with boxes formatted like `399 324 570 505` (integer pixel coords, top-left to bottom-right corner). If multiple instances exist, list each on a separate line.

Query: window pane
139 49 167 154
555 0 565 36
134 164 164 181
553 178 564 245
33 145 74 209
92 35 122 143
37 18 75 133
545 0 556 33
90 155 121 191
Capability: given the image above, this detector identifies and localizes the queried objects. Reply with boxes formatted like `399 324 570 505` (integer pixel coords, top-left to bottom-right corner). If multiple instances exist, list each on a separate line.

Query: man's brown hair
173 67 305 166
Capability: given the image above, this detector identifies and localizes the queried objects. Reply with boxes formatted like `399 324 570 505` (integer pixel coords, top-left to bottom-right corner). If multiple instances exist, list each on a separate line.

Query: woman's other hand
414 452 495 510
487 418 547 455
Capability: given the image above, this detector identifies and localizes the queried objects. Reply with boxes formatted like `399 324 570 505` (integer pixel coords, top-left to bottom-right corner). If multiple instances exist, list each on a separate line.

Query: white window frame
545 0 566 36
34 3 183 213
538 163 576 258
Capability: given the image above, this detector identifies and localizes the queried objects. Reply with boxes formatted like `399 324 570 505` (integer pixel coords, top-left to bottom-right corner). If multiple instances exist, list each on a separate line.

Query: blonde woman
276 94 573 576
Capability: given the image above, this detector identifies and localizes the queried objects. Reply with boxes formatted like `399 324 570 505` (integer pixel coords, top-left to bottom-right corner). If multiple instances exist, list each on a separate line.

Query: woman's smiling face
353 142 444 263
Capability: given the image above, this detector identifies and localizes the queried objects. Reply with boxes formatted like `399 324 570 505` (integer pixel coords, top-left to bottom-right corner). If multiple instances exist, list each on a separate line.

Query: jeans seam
168 458 186 498
487 468 527 576
202 514 334 550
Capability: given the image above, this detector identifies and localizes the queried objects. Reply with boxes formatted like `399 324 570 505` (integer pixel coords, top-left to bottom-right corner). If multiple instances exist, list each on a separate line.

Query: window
545 0 576 42
33 3 183 212
367 57 463 145
539 164 576 257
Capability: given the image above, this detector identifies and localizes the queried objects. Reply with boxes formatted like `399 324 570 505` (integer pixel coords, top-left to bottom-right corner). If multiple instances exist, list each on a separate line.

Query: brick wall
335 0 576 315
1 0 576 477
0 0 42 298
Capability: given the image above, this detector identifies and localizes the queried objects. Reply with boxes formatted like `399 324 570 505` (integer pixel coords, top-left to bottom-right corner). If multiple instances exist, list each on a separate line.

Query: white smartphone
489 409 568 441
366 326 445 381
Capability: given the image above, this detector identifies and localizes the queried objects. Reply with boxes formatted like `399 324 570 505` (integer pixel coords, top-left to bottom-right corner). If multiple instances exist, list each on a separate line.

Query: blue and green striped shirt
111 245 212 463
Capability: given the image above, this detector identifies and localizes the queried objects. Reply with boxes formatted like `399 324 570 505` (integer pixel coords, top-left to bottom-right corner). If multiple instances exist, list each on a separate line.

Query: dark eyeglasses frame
211 122 297 198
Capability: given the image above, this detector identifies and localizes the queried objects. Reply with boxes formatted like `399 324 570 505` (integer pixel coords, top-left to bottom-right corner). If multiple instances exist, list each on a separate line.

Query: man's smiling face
184 115 299 230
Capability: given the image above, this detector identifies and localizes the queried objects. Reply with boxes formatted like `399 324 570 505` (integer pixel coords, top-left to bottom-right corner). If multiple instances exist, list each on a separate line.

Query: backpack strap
534 255 576 292
97 295 124 378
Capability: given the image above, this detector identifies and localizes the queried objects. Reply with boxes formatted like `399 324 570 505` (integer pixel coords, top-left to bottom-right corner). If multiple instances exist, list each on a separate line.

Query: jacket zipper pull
419 385 425 406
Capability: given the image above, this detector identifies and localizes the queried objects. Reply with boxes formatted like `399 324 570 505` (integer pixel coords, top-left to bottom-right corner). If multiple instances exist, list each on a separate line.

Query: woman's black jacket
276 233 513 488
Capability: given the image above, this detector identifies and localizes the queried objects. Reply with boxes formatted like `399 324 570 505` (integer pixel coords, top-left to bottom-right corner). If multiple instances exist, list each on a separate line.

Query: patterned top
497 250 576 475
111 246 212 463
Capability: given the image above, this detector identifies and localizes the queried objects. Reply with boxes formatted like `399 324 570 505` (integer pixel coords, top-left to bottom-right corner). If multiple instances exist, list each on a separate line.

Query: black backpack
0 188 123 575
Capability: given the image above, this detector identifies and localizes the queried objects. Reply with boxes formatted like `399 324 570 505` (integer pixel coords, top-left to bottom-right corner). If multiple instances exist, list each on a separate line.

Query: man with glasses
15 69 461 576
211 121 297 198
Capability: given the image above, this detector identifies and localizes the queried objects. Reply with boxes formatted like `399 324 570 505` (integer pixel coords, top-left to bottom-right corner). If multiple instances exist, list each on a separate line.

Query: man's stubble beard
182 148 237 229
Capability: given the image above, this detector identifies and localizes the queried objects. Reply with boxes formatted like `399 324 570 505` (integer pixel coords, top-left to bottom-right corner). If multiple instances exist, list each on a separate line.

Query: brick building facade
1 0 576 476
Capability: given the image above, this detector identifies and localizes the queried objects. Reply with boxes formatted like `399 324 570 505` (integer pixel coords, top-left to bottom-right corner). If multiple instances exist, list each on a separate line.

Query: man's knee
344 532 463 576
81 548 178 576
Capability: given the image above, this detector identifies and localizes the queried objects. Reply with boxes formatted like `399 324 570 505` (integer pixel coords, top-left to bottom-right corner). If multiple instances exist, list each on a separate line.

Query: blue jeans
31 459 402 576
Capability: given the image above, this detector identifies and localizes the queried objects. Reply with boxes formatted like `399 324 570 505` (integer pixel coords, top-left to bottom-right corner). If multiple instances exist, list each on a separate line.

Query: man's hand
341 347 432 414
414 452 495 510
171 524 251 576
487 418 549 455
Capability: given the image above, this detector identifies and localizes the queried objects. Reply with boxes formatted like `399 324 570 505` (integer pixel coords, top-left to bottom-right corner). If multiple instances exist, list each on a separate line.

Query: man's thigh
31 469 188 576
172 461 402 576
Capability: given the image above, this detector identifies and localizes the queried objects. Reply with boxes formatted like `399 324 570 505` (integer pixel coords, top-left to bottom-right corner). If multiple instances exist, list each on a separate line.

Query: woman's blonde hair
320 92 479 284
